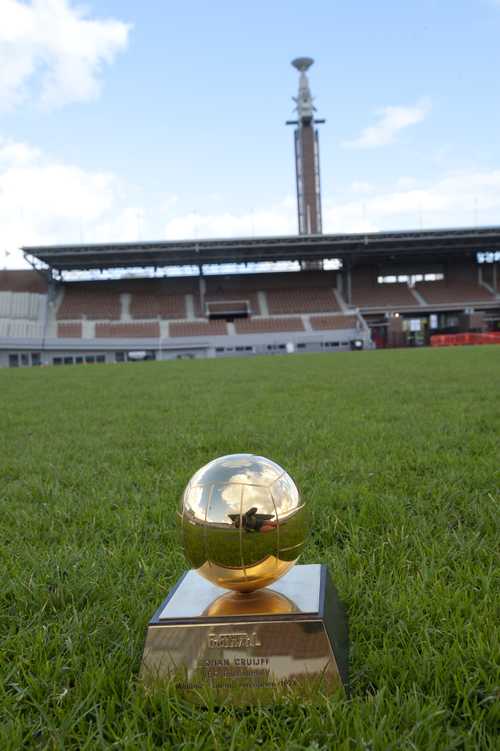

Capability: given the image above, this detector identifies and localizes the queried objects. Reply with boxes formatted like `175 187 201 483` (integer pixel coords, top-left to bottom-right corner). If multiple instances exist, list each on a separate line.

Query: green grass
1 347 499 750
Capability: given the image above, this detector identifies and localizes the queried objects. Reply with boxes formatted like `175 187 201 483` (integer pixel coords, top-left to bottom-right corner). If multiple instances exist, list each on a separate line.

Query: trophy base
140 564 348 705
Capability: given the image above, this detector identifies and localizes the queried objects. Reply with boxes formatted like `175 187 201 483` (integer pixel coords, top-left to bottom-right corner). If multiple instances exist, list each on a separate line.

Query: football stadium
2 45 499 751
1 58 499 369
1 223 500 368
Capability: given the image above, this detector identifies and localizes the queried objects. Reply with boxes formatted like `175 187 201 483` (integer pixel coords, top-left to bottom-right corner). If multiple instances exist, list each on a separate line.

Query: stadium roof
23 225 500 272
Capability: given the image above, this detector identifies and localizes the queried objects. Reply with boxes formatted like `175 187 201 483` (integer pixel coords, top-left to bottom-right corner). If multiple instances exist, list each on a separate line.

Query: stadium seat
0 291 45 320
194 276 261 317
57 285 122 320
0 270 47 294
416 262 495 304
57 323 83 338
351 269 416 308
266 287 338 314
128 279 190 319
96 322 160 338
310 315 359 330
169 320 228 337
234 317 305 333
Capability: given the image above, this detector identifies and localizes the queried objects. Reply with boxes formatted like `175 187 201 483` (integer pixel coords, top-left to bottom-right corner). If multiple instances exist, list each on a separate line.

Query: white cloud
165 203 296 240
0 0 130 110
0 135 144 268
350 180 375 194
163 170 500 240
343 98 431 149
2 135 499 272
0 136 41 165
395 176 419 190
160 194 179 212
325 170 500 232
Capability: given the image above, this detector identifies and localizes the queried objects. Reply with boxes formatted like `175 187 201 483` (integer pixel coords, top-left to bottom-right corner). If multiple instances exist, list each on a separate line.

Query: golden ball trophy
140 454 348 704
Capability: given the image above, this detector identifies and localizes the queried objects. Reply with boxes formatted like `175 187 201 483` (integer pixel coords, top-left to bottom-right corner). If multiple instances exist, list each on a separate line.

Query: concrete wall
0 326 372 367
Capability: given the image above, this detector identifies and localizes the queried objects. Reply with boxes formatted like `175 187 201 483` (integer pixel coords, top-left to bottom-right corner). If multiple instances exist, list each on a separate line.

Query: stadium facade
1 61 500 368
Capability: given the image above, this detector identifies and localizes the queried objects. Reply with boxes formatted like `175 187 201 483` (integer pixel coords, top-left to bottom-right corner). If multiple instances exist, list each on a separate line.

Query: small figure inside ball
227 507 275 532
179 454 308 593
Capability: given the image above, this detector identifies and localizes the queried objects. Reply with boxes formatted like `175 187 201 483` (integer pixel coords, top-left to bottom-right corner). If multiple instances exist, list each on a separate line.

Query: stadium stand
310 315 359 331
0 291 46 320
261 271 338 314
169 320 228 337
205 301 250 316
2 231 499 366
57 284 122 320
57 323 83 338
0 271 48 349
416 280 494 305
0 269 47 293
266 287 338 314
96 322 160 338
234 317 305 333
351 268 418 309
196 292 260 317
130 292 186 319
194 276 261 317
416 261 495 305
0 320 44 338
128 278 192 319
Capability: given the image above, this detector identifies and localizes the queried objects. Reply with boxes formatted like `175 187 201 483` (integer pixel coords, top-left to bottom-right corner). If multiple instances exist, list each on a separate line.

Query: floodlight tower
287 57 325 235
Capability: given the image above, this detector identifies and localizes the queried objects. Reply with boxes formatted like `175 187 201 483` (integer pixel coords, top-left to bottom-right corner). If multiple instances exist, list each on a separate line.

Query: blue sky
1 0 500 267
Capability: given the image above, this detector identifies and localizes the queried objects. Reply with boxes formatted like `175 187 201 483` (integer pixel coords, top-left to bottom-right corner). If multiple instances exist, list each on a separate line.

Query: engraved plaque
140 565 348 704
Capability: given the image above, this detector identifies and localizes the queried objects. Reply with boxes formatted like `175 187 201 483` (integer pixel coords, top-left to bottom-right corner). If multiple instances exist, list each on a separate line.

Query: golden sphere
179 454 308 593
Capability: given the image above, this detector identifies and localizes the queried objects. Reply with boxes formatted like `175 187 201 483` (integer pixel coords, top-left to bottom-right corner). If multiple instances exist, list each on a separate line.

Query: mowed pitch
1 347 499 750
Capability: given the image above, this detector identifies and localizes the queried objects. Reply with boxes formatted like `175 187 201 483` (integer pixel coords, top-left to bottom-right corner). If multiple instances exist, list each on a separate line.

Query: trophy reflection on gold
140 454 348 704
